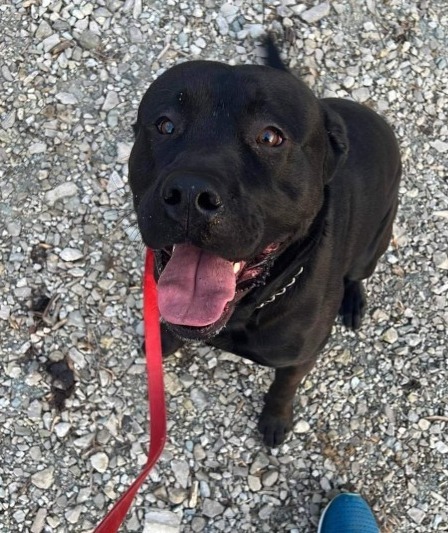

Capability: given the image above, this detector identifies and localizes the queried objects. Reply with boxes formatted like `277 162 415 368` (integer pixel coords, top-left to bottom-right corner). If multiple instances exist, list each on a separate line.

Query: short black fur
129 39 401 447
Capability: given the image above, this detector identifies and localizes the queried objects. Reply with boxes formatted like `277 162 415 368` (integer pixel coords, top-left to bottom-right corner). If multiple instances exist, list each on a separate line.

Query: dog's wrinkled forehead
138 61 321 137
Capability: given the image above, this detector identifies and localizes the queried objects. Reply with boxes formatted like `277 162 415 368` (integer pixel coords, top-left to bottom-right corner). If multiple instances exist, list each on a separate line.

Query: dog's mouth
154 242 281 340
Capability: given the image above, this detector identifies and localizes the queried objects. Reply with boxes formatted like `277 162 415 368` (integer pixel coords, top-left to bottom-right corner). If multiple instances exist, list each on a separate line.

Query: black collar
251 186 330 310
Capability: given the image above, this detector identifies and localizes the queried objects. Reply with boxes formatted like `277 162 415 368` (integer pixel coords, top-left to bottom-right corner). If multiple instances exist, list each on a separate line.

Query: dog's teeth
233 262 241 274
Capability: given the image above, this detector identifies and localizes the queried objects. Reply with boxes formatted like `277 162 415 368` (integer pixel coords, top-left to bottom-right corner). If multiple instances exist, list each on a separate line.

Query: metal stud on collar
256 266 304 309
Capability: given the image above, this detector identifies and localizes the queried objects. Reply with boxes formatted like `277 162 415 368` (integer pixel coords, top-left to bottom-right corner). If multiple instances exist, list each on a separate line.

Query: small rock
294 420 310 433
13 510 26 523
262 470 279 487
190 44 201 56
67 311 85 328
172 460 190 488
168 488 187 505
407 507 426 525
430 140 448 153
102 90 120 111
116 141 133 163
42 34 61 53
300 2 330 24
6 222 21 237
434 441 448 454
133 0 142 19
59 248 84 262
259 504 274 519
342 76 355 89
351 376 360 389
220 3 239 19
193 444 206 461
31 508 47 533
216 15 229 35
107 0 121 12
143 509 181 533
129 25 144 43
1 65 14 82
191 517 206 532
230 20 242 33
90 452 109 473
382 327 398 344
54 422 71 438
1 110 16 129
31 467 54 489
194 37 206 49
28 400 42 419
248 24 264 39
55 92 79 105
352 87 370 102
28 142 47 155
248 475 261 491
0 305 11 321
188 481 199 508
77 489 91 509
77 29 100 50
164 372 182 395
65 506 82 524
434 252 448 270
36 20 53 40
73 433 95 449
250 452 270 474
190 388 209 410
417 418 431 431
192 7 203 17
179 373 194 388
320 476 332 491
177 32 188 46
45 182 78 206
199 480 211 498
202 499 225 518
107 171 125 193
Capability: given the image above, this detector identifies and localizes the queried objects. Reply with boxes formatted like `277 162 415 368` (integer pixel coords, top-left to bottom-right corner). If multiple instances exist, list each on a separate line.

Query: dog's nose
161 174 223 222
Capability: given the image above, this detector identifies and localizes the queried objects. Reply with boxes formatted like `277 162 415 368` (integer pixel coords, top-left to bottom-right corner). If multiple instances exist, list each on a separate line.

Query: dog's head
129 39 348 340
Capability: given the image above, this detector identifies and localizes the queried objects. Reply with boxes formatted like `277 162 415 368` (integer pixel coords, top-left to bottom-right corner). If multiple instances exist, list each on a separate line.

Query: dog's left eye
156 117 175 135
256 127 284 147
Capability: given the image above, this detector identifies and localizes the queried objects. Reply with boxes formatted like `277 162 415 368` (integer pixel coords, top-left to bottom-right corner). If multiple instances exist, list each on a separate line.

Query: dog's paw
258 406 293 448
339 280 366 330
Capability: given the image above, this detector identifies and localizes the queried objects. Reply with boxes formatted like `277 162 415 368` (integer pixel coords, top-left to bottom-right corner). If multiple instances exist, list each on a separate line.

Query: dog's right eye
256 127 284 147
156 117 175 135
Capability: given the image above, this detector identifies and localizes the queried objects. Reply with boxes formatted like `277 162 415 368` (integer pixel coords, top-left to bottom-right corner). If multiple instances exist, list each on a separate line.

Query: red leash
95 249 166 532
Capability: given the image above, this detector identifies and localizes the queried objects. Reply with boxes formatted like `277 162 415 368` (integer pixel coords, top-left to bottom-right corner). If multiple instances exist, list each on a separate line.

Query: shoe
318 493 379 533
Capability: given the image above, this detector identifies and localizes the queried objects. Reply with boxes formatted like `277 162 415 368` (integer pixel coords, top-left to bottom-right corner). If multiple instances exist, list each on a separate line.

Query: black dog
129 39 401 447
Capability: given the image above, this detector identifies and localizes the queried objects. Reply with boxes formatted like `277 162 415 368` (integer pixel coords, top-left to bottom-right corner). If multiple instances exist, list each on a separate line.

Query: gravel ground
1 1 447 532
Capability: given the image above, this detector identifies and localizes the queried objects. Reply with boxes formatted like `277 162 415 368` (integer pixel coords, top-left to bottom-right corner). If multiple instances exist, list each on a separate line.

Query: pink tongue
158 244 236 327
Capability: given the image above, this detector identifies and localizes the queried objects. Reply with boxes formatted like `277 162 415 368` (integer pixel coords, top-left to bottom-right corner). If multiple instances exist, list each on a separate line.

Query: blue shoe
318 493 379 533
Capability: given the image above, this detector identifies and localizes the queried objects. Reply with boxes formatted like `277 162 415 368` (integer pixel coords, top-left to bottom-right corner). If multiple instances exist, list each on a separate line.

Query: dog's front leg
258 359 316 447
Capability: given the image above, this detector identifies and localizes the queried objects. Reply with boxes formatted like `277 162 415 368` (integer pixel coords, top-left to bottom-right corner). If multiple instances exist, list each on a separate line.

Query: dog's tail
264 34 288 72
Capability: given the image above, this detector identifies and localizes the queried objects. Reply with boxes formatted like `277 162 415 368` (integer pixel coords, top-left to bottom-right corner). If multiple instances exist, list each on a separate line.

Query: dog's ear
264 34 288 72
322 104 349 182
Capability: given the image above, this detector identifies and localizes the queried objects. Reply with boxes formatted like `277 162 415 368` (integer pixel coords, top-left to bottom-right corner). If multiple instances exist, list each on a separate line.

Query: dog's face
129 60 347 339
